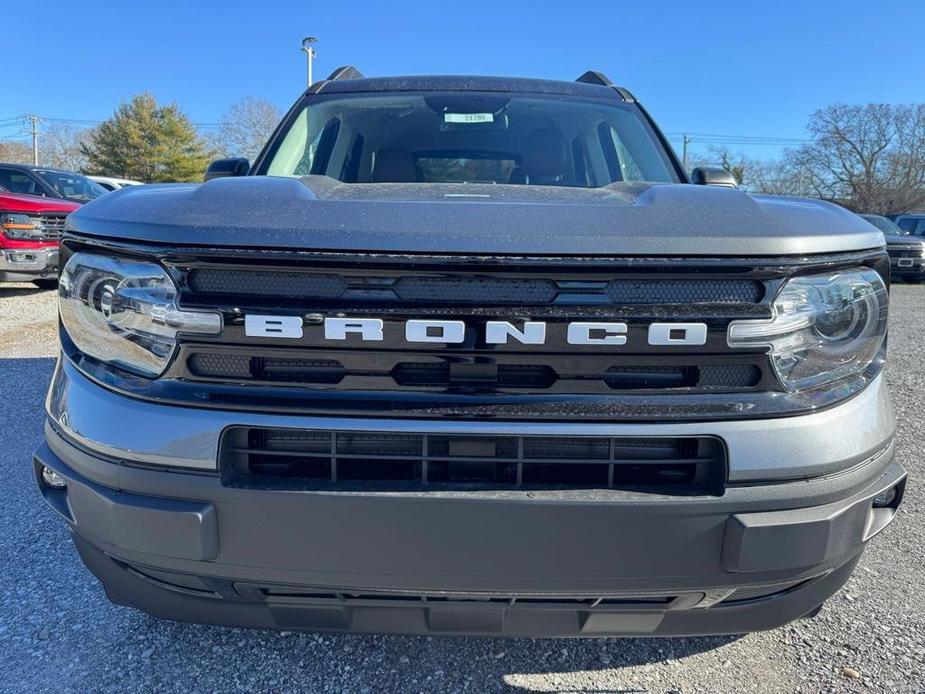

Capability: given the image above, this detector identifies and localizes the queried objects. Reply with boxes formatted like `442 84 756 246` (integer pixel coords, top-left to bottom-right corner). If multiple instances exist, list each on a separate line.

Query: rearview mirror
691 167 737 188
204 158 250 182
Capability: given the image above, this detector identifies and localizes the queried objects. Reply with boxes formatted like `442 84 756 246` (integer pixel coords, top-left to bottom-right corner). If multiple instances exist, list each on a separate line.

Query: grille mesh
188 269 347 298
186 351 761 391
606 279 763 304
189 353 252 379
698 364 760 388
393 277 558 304
184 268 765 305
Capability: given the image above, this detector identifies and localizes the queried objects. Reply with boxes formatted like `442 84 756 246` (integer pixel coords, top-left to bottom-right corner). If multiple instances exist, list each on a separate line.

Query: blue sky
2 0 922 161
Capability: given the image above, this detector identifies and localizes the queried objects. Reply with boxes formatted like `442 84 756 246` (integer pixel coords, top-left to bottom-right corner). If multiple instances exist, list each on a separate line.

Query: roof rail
326 65 365 81
576 70 613 87
575 70 636 103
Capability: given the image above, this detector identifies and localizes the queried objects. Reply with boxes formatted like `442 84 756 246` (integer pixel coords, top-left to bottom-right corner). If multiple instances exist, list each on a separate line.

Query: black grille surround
188 267 764 306
58 238 891 421
173 254 777 403
221 428 726 495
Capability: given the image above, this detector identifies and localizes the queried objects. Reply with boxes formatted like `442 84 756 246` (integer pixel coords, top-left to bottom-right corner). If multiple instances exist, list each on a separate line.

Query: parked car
34 68 904 638
0 185 79 287
87 175 143 191
891 212 925 236
860 213 925 282
0 163 107 203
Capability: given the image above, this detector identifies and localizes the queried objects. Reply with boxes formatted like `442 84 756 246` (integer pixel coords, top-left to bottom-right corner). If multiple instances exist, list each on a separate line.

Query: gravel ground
0 282 922 693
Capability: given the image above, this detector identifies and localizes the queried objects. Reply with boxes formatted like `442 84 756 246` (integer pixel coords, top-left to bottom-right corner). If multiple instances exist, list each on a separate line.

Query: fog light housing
872 486 898 508
41 466 67 489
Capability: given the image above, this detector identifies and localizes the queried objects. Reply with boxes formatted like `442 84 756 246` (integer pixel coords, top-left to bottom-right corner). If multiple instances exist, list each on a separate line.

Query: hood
0 191 81 214
66 176 884 256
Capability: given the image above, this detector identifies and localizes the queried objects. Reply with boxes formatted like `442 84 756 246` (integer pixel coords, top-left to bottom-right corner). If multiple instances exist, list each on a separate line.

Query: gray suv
861 213 925 282
33 69 904 637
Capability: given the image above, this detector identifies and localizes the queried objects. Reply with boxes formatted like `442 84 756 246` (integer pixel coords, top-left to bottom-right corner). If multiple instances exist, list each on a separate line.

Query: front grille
14 214 67 242
189 353 346 384
887 245 924 259
185 349 760 392
220 428 726 494
185 267 764 306
120 559 686 610
36 214 66 241
605 279 762 304
189 269 348 298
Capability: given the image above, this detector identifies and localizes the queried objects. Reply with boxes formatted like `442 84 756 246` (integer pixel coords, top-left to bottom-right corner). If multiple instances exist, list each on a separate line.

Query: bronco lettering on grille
243 316 709 347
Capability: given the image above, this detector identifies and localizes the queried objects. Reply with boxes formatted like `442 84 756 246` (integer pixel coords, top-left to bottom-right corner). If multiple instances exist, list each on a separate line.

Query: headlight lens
60 253 222 377
728 267 888 392
0 212 39 240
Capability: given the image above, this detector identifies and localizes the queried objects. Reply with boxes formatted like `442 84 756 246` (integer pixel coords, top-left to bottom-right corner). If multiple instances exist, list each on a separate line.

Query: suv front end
34 72 904 637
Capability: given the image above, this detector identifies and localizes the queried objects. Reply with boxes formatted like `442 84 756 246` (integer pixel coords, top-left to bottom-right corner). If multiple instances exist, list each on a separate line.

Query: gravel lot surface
0 282 922 693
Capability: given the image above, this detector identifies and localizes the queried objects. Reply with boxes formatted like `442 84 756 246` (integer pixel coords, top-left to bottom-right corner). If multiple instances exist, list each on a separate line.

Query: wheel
32 278 58 290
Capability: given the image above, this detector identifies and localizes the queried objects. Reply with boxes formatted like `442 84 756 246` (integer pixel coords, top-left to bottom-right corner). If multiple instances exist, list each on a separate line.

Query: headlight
728 267 887 392
0 212 39 240
60 253 222 377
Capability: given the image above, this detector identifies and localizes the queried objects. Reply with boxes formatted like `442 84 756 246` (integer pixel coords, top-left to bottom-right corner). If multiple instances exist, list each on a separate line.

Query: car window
0 169 42 196
262 92 678 186
32 169 107 202
896 217 918 232
861 214 907 235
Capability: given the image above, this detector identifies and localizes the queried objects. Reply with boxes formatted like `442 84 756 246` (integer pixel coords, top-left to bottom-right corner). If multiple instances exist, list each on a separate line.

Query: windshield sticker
444 113 494 124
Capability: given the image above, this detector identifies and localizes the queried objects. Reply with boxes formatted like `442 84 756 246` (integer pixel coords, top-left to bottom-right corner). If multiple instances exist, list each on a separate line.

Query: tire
32 278 58 290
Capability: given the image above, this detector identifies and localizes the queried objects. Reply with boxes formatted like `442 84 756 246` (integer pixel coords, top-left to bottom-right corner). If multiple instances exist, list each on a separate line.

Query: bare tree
0 140 33 164
40 123 92 171
787 104 925 214
216 98 282 162
686 146 797 195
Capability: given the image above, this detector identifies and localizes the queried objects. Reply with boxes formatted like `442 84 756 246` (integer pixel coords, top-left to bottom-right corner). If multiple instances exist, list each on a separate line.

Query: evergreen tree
81 93 214 182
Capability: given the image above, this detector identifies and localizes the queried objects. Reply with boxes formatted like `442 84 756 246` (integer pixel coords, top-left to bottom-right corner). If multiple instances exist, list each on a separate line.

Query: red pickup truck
0 188 79 288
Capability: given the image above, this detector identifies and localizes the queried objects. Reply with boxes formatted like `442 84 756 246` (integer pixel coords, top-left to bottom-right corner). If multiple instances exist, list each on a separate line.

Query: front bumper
33 360 905 637
0 245 58 281
890 255 925 278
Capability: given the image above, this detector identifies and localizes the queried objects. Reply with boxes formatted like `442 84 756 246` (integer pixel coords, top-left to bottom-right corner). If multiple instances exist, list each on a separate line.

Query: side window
916 220 925 236
267 109 310 177
897 218 916 232
0 169 39 195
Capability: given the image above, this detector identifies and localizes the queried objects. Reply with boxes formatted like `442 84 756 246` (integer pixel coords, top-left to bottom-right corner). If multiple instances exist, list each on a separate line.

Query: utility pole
28 115 40 165
301 37 318 88
681 134 691 171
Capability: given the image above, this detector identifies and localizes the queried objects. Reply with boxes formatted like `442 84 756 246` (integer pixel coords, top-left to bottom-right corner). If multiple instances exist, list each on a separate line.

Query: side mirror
204 158 250 182
691 167 737 188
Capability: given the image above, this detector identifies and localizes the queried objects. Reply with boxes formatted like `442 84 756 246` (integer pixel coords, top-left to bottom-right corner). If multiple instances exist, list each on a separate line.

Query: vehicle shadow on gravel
92 615 742 692
0 286 49 299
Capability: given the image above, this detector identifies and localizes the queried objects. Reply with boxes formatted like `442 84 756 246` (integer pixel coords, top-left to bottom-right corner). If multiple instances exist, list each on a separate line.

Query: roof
315 74 624 99
0 162 69 173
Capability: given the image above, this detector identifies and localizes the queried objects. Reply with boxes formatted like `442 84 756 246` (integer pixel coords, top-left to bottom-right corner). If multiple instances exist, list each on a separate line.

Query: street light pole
301 37 318 88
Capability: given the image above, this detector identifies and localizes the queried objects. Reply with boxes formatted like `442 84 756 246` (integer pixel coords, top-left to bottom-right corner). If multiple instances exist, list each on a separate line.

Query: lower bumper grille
220 428 726 495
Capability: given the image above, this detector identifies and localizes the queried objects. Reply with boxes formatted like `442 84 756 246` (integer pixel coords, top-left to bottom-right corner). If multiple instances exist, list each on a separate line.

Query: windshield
34 169 107 202
860 214 906 236
261 92 678 187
